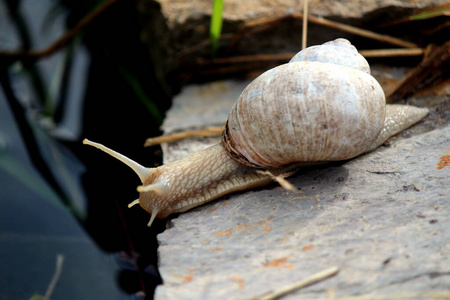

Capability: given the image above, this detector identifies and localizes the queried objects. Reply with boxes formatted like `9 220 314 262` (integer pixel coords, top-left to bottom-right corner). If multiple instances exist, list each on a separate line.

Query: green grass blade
210 0 224 56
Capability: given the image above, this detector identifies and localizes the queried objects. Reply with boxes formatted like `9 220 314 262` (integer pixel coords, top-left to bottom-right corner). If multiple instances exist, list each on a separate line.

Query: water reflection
0 0 169 298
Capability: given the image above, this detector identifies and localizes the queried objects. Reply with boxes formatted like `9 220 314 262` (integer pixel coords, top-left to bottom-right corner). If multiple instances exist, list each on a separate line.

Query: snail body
84 39 429 227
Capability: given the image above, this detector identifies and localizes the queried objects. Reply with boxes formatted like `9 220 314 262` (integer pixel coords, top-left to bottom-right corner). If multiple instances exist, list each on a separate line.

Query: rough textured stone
154 79 449 299
156 0 447 24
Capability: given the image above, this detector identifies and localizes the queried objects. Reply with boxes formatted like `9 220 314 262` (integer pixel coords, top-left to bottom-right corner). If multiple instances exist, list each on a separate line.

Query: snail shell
223 38 385 167
83 38 429 226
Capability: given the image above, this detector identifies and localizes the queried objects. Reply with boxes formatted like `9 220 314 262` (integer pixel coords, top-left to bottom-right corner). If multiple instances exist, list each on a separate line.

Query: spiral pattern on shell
222 38 386 168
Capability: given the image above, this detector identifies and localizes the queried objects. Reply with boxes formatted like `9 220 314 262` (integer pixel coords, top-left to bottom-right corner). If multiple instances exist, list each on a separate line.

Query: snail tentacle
83 139 153 182
128 199 140 208
148 210 158 227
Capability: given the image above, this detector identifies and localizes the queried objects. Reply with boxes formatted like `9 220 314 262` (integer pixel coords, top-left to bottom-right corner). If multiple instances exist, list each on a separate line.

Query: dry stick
359 48 425 57
43 254 65 300
302 0 308 49
258 266 339 300
144 127 224 147
195 53 293 66
256 170 297 191
0 0 119 61
188 47 425 80
298 14 419 48
386 40 450 103
195 47 425 67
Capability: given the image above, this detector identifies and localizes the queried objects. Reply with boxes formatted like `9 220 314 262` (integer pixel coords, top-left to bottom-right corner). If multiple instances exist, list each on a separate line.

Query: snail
83 38 429 227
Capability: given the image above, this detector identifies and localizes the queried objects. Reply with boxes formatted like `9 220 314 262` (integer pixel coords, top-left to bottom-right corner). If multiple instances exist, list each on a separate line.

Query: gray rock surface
154 80 450 299
155 0 448 24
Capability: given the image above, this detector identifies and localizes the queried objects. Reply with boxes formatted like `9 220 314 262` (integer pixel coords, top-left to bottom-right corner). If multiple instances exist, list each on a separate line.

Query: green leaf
210 0 224 56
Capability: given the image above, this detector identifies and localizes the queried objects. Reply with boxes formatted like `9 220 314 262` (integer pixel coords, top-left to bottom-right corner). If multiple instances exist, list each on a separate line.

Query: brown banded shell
222 39 386 168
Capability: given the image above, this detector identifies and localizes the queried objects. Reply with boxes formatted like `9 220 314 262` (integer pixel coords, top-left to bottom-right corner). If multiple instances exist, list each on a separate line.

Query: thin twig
144 127 224 147
0 0 119 63
198 47 425 65
194 53 293 66
302 0 308 49
386 40 450 103
188 47 425 78
359 48 425 57
43 254 65 300
256 170 297 191
182 45 427 80
258 266 339 300
300 14 418 48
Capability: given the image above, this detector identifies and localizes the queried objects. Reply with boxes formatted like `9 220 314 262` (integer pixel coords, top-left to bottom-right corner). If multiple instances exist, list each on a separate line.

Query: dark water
0 0 170 299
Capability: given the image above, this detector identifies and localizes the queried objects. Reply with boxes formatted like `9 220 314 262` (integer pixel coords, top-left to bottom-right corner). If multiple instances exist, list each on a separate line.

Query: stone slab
156 0 447 24
154 79 450 299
